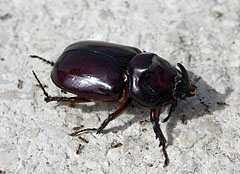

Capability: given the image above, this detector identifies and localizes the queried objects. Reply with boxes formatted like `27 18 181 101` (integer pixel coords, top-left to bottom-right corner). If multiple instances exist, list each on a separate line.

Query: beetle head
174 63 196 99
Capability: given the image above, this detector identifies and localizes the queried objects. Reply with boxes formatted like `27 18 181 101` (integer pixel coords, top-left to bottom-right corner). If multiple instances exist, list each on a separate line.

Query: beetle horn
177 63 196 94
177 63 189 86
177 63 197 97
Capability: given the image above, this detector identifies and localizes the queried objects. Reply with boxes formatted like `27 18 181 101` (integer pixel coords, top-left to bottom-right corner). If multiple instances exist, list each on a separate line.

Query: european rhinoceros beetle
31 40 196 167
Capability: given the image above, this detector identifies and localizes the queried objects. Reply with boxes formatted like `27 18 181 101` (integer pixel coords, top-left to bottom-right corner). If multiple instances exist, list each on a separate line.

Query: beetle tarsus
159 136 169 167
32 70 51 99
162 144 170 167
150 108 169 167
69 128 98 136
30 55 54 66
44 96 91 103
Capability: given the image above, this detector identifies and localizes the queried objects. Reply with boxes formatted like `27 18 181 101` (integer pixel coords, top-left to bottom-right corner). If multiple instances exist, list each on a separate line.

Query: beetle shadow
72 98 149 131
82 71 232 141
62 71 231 143
165 72 232 145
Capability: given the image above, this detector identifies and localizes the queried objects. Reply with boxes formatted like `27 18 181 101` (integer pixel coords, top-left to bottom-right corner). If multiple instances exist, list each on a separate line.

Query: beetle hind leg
32 70 91 103
44 96 91 103
32 70 51 100
150 108 169 167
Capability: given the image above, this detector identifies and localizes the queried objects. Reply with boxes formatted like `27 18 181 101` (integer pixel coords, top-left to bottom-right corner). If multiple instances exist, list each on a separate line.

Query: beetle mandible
31 40 196 167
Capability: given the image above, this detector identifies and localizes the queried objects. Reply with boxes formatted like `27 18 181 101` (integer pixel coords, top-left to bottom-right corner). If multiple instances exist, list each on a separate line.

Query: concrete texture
0 0 239 173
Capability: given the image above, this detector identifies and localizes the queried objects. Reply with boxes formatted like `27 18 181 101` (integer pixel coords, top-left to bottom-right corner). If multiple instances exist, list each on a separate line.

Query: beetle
31 40 196 167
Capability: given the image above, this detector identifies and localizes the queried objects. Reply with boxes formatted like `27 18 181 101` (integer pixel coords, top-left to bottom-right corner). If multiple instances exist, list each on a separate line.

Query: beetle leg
162 101 178 123
69 128 98 136
32 71 91 103
96 98 132 134
150 108 169 167
70 99 132 136
44 96 90 103
30 55 54 66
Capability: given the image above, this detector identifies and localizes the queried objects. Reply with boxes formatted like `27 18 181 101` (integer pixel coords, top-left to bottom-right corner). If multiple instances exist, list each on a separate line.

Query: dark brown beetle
32 41 196 167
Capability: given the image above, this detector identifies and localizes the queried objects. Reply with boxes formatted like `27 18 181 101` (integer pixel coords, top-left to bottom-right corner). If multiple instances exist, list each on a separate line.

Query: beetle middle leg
96 98 132 134
150 108 169 167
70 99 132 136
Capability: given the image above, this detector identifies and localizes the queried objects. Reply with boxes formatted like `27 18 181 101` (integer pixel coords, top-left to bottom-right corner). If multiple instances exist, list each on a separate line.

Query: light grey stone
0 0 239 173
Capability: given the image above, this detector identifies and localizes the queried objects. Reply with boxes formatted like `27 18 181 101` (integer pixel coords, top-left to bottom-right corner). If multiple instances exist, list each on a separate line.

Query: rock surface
0 0 239 173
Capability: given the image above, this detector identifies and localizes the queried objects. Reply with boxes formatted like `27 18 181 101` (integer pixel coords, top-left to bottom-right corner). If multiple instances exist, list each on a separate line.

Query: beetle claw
162 117 169 123
44 97 52 103
96 128 102 134
159 140 165 147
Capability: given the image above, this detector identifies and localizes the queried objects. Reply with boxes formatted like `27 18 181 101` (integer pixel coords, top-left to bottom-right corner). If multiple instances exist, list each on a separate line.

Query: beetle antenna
69 128 98 136
32 70 51 99
30 55 54 66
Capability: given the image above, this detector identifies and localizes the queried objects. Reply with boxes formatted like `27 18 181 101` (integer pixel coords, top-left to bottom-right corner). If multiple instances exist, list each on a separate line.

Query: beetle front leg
96 99 132 134
162 101 178 123
150 108 169 167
